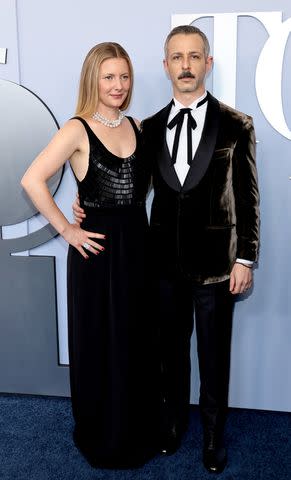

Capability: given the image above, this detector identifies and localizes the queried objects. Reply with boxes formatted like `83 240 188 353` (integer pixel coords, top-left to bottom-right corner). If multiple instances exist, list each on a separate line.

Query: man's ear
206 55 213 74
163 58 169 77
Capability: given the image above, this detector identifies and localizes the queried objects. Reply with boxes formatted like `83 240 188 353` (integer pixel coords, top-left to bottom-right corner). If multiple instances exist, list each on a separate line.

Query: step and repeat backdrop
0 0 290 411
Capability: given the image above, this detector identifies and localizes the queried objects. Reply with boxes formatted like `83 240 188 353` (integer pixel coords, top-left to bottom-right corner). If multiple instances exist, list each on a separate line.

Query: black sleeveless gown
67 117 159 468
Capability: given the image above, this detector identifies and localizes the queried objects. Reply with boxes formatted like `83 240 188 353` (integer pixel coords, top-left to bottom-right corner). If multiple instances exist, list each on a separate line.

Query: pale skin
21 57 137 259
73 35 253 293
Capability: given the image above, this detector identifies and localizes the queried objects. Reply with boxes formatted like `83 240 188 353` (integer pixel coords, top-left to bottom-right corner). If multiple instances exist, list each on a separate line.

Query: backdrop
0 0 290 412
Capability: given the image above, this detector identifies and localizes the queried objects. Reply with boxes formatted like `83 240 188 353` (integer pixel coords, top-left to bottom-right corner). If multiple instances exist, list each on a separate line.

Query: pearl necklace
92 109 124 128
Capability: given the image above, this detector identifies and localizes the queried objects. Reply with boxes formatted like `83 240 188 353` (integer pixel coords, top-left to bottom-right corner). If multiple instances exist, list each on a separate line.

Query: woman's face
98 57 131 110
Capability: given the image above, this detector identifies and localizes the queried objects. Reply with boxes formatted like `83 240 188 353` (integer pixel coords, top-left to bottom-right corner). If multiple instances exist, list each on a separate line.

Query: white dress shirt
167 92 208 185
166 92 252 267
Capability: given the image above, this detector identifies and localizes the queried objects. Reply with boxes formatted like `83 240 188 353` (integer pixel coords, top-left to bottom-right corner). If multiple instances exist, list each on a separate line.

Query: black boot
160 422 183 455
203 430 227 473
160 407 188 456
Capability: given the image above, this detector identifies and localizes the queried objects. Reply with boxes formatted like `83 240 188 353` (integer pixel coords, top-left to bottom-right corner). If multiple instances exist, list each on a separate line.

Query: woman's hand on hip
62 223 106 259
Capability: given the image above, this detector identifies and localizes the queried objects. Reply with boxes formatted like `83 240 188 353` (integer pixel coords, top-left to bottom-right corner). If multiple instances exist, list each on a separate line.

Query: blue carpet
0 394 290 480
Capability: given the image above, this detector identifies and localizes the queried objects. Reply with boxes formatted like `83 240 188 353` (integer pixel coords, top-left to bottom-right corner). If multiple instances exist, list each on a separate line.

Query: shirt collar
172 91 208 113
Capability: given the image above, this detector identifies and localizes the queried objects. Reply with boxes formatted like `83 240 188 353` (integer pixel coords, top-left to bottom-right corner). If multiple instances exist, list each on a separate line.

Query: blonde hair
75 42 133 117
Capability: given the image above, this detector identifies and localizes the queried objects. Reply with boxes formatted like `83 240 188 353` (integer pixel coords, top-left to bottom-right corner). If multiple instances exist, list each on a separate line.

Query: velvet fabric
67 117 160 468
142 93 260 284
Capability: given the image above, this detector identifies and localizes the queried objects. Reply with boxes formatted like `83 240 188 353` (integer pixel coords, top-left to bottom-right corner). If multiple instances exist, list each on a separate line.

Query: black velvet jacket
142 93 260 284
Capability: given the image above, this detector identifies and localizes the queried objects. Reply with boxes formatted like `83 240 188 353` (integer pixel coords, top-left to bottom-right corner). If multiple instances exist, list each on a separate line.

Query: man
143 24 259 473
74 25 260 473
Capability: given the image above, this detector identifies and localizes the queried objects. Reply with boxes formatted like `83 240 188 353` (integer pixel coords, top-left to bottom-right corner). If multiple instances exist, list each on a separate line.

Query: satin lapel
182 93 220 192
155 102 181 192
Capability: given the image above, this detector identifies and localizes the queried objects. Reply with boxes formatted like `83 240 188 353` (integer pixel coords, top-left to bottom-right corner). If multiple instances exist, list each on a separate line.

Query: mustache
178 71 195 79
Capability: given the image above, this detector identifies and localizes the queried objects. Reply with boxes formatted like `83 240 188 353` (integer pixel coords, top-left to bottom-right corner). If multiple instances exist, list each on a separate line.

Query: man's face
164 33 213 98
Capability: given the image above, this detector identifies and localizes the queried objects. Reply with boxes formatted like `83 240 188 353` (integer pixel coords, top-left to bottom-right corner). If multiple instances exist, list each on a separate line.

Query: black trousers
156 271 234 437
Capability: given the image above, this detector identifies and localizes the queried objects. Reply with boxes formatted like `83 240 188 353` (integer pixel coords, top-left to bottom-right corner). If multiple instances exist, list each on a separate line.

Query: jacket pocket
213 147 232 160
205 224 235 230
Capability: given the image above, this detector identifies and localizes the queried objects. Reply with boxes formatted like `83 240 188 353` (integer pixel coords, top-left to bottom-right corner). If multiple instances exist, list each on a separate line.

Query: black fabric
141 93 259 284
67 118 159 468
167 108 197 166
154 270 234 439
71 116 150 209
141 92 259 448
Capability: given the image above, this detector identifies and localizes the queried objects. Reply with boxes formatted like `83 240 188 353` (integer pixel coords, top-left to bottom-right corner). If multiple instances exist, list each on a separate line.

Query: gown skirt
67 204 159 468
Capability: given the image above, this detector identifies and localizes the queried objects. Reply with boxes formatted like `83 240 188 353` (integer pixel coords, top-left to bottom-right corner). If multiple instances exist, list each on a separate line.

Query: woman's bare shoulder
60 117 89 141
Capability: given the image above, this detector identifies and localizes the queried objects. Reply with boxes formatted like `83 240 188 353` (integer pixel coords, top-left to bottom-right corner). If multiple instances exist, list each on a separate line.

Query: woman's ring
83 242 90 250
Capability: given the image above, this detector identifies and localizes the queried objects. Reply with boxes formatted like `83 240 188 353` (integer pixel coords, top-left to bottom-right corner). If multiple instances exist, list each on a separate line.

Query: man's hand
229 263 253 295
72 194 86 225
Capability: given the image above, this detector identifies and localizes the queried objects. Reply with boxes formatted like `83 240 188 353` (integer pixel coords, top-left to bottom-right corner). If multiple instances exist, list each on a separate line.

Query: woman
21 42 159 468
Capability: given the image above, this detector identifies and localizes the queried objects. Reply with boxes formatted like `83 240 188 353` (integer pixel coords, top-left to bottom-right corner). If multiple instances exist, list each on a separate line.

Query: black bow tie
167 94 208 166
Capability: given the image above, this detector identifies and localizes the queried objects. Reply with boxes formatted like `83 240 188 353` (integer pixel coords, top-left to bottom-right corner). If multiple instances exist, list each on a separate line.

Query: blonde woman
21 42 159 468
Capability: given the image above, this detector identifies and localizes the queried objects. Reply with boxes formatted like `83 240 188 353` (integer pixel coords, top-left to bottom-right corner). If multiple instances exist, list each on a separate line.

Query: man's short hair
164 25 210 58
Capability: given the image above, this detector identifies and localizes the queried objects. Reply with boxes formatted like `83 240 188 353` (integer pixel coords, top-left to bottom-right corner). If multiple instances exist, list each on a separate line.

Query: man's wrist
235 261 253 269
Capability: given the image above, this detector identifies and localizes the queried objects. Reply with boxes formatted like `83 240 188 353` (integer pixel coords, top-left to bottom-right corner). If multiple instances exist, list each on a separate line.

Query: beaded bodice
72 117 150 208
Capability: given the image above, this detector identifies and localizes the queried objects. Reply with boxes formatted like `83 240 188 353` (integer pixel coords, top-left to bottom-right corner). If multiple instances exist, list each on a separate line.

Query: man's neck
173 89 206 107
